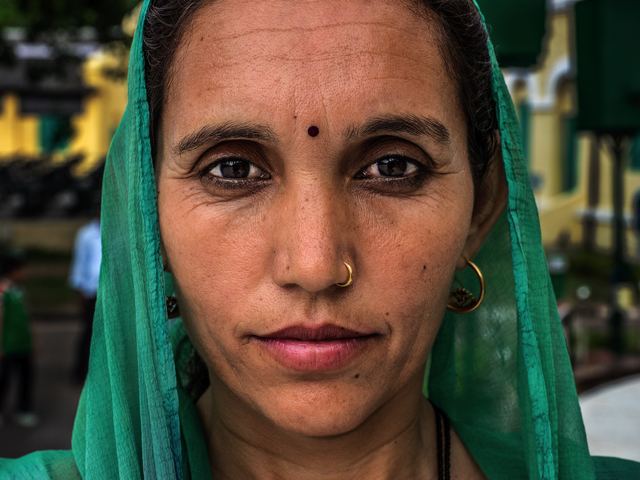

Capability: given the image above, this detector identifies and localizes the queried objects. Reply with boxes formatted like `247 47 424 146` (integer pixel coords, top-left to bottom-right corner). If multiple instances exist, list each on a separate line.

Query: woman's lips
253 324 377 371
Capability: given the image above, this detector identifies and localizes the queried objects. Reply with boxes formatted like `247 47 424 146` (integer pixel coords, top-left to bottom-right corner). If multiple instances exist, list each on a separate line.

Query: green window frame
39 115 72 154
518 102 531 167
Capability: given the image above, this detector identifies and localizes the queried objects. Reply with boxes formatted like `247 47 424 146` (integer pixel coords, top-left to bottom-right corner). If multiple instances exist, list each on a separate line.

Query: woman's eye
359 156 420 179
208 159 269 180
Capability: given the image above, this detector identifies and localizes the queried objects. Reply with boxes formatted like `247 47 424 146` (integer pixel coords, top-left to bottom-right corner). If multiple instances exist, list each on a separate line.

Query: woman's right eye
206 159 270 180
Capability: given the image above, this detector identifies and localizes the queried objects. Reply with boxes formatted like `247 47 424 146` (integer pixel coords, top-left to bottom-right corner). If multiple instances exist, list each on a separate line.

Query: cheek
356 195 470 349
159 188 273 332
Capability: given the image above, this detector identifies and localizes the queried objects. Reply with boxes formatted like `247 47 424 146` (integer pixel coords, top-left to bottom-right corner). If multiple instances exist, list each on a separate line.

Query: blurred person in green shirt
0 252 37 428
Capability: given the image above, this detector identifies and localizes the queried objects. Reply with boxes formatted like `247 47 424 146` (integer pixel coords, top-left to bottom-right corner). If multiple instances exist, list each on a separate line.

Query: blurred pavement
0 320 82 458
580 374 640 462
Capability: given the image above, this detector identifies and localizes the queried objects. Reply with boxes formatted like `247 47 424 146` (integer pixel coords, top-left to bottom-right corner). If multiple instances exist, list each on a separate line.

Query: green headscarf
2 1 640 478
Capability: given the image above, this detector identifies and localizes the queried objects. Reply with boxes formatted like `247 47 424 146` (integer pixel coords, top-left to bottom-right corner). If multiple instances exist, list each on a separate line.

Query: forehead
164 0 460 141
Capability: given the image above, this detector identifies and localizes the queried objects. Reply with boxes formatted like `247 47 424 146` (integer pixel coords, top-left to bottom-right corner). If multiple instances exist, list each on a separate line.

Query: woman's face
157 0 481 436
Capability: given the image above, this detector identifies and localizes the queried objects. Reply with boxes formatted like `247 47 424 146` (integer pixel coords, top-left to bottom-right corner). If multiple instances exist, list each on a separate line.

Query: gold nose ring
336 262 354 288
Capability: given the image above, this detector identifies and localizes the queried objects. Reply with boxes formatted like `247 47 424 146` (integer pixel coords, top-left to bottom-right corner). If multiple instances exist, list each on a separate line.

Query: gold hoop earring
166 296 180 319
447 258 485 314
336 262 354 288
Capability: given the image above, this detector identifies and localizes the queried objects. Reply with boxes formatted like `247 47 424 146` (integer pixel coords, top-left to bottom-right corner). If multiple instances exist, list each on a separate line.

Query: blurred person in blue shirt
69 210 101 384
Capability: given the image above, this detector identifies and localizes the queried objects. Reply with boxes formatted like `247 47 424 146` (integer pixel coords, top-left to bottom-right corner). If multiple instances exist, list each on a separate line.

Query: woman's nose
271 183 351 293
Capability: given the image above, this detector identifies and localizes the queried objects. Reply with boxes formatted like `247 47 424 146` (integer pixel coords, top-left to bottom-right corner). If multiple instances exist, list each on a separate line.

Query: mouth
252 324 378 371
261 324 373 341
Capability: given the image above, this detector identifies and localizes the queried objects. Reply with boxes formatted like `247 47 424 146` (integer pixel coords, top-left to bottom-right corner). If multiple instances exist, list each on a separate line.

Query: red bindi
307 126 319 137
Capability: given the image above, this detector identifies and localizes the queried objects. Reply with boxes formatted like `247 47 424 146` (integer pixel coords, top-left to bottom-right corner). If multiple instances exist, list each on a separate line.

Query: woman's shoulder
0 450 80 480
593 456 640 480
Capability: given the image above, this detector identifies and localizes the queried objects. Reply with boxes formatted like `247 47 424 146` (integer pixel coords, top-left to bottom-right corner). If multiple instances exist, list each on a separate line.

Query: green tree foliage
0 0 138 79
0 0 138 40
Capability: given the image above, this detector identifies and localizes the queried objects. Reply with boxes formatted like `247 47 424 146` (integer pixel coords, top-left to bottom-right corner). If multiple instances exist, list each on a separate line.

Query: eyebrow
172 121 278 156
343 114 451 145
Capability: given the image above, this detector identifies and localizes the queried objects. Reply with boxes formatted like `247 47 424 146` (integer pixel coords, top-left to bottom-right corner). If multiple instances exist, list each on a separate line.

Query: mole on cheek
307 126 319 137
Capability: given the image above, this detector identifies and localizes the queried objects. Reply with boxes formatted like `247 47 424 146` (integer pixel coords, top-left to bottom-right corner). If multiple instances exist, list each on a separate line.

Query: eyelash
352 155 432 194
198 157 271 190
197 154 430 192
355 155 425 179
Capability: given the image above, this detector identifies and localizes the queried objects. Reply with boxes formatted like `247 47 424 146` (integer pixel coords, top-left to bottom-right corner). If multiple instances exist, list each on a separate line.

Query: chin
263 392 372 437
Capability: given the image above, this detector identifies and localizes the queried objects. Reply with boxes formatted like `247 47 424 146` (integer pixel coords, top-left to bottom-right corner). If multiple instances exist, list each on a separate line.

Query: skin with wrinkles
155 1 506 478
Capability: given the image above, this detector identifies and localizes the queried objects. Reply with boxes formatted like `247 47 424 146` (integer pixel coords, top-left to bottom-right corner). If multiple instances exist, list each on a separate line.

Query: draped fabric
1 1 639 478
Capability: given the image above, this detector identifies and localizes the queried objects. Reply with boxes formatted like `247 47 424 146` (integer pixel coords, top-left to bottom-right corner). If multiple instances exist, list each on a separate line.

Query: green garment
1 283 31 356
1 0 640 478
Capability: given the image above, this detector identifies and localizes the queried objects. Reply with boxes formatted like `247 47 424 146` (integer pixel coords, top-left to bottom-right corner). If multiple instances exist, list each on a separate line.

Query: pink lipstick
253 324 376 371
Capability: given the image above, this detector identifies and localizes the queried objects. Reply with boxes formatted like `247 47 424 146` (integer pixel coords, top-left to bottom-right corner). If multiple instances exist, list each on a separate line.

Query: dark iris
377 157 408 177
219 160 250 178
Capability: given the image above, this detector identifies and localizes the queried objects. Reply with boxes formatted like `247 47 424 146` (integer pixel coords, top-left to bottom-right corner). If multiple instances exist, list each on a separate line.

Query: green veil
2 1 640 478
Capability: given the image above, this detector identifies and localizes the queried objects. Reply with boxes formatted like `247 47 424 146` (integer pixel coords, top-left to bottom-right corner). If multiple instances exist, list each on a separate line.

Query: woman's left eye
207 159 270 180
357 156 421 179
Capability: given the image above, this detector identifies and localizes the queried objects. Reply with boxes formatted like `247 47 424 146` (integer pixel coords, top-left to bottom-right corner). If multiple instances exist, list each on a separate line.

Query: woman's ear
457 136 508 270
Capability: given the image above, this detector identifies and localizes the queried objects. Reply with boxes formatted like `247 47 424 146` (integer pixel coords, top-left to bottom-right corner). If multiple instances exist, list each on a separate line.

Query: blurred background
0 0 639 464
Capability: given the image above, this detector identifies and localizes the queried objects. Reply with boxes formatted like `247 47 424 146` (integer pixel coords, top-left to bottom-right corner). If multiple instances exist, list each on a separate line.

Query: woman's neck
196 376 438 480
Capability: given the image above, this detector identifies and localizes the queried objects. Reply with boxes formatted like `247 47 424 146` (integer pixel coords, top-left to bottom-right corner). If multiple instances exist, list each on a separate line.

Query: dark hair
143 0 211 161
412 0 498 188
143 0 498 185
1 252 26 277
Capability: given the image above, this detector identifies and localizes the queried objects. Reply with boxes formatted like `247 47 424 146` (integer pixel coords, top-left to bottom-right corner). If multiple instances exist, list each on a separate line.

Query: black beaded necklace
433 405 451 480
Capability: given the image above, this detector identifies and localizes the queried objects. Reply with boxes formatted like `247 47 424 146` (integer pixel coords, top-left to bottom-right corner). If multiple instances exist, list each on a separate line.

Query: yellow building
505 0 640 255
69 52 128 174
0 94 39 158
0 34 129 251
0 45 127 175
